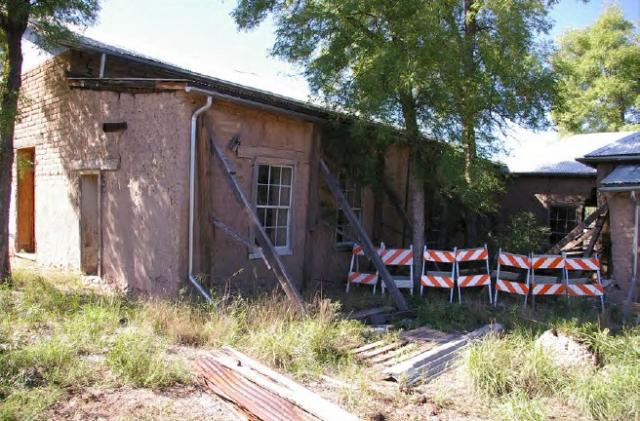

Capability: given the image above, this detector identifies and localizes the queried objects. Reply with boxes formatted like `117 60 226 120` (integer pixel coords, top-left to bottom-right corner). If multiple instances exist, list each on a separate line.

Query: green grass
107 331 190 388
465 321 640 420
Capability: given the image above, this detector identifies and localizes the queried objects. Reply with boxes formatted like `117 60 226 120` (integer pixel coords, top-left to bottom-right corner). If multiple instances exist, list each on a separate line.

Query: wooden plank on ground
319 159 408 311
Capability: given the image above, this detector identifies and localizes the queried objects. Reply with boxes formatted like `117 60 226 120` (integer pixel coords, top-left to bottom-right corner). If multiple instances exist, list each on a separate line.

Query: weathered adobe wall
498 175 596 238
195 101 315 295
597 164 637 302
12 51 195 297
302 143 411 294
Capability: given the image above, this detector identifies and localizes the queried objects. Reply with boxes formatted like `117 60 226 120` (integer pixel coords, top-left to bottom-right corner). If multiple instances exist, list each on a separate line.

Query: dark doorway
80 173 100 275
16 148 35 253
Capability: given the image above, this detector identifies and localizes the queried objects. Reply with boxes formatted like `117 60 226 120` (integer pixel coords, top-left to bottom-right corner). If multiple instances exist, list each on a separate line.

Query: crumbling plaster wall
12 52 195 297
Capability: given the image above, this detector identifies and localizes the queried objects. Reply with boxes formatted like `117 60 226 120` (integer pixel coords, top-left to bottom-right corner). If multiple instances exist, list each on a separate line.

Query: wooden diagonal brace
547 202 608 254
207 124 307 314
211 217 271 270
319 159 409 311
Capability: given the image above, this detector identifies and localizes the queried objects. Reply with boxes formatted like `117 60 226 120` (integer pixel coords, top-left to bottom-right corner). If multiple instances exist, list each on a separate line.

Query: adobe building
578 132 640 304
9 35 411 298
500 133 629 249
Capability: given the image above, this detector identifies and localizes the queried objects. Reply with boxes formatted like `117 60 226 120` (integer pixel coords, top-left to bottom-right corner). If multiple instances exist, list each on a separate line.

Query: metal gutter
187 95 213 302
599 185 640 192
185 85 325 123
577 155 640 165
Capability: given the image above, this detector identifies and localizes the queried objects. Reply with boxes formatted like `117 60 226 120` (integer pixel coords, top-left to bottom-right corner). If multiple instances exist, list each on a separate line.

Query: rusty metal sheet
195 357 319 421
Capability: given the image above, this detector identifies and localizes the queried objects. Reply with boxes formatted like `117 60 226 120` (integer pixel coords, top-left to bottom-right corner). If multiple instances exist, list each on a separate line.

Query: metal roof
43 32 336 120
582 131 640 160
507 132 619 175
600 165 640 191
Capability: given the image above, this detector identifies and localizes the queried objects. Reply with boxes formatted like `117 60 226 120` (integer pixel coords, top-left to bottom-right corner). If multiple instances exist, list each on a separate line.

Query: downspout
624 190 639 321
186 91 213 301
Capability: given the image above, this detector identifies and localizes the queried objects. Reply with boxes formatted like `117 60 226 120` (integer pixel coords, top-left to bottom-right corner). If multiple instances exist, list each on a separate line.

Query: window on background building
549 205 578 244
335 176 363 246
255 164 293 251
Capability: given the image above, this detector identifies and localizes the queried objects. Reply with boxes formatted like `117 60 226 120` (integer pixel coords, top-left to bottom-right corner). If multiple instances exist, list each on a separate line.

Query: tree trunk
462 116 476 184
400 92 425 282
0 3 30 280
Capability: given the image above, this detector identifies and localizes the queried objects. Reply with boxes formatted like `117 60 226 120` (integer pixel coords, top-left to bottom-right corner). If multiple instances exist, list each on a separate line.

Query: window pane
281 167 292 186
257 208 266 226
265 227 275 244
271 166 281 185
268 186 280 205
258 165 269 184
275 228 287 247
265 208 276 227
277 209 288 227
257 185 268 205
279 187 291 206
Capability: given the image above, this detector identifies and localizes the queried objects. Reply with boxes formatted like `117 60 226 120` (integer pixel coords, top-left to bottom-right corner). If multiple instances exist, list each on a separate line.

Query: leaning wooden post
319 159 409 311
206 124 307 315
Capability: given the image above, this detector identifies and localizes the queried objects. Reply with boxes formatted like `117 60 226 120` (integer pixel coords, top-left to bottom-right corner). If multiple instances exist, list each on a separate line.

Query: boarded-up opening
80 174 100 275
16 148 35 253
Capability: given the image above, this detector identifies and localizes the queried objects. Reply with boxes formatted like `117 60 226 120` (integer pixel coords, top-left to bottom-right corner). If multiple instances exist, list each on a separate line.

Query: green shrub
0 386 62 421
106 331 190 388
496 211 550 254
498 391 546 421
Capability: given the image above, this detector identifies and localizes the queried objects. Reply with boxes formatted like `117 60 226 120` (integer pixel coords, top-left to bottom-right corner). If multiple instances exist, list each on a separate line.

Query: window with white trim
255 164 293 251
335 176 363 245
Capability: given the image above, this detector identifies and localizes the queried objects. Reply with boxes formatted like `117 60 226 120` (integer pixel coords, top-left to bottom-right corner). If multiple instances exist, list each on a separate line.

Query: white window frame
335 176 363 247
250 161 295 257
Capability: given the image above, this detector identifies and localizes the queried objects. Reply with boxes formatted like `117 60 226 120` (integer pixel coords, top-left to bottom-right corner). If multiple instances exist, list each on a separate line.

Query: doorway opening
16 148 35 254
79 173 101 276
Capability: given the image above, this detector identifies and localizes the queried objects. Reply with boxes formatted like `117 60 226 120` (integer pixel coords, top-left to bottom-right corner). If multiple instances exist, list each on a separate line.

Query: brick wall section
12 51 195 297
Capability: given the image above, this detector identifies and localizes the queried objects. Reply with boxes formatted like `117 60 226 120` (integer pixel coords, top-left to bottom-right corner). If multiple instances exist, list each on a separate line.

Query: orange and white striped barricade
420 246 457 302
455 245 492 304
380 244 414 296
346 243 384 294
564 255 605 312
530 254 566 302
494 250 531 306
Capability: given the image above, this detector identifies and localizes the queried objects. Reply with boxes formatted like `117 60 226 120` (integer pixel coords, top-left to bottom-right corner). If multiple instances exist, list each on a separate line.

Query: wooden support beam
584 210 608 257
547 202 608 254
206 124 307 315
211 217 271 270
319 159 409 311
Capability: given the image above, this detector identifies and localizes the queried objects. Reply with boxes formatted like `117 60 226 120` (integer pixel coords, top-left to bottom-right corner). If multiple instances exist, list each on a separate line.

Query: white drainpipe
186 92 213 301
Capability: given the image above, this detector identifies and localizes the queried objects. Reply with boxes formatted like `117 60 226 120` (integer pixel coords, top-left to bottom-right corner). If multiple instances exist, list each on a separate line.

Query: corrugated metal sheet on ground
352 326 462 375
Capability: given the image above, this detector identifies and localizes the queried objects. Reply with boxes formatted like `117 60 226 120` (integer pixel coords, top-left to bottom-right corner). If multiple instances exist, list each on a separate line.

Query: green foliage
106 331 190 389
438 147 505 213
551 6 640 133
496 211 551 254
233 0 554 155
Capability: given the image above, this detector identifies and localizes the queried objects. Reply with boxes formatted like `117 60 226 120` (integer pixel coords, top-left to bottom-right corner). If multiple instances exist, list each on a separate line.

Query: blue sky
23 0 640 167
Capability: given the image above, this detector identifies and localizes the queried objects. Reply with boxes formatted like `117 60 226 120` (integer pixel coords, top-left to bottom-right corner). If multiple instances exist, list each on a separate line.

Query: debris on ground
195 347 359 421
354 323 503 385
535 329 596 369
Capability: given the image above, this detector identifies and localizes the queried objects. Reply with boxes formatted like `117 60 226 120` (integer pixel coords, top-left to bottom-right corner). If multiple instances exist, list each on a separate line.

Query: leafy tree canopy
551 5 640 133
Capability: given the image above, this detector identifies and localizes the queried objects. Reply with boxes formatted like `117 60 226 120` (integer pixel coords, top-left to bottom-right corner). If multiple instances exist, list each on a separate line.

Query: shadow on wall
34 54 192 297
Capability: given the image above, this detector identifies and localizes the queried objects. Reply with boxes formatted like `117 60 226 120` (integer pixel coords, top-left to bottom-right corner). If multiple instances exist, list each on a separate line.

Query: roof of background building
582 132 640 160
600 164 640 190
506 132 633 176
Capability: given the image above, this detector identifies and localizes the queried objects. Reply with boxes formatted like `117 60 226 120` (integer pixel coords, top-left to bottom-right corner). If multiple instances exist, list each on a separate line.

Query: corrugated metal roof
600 165 640 189
584 132 640 158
